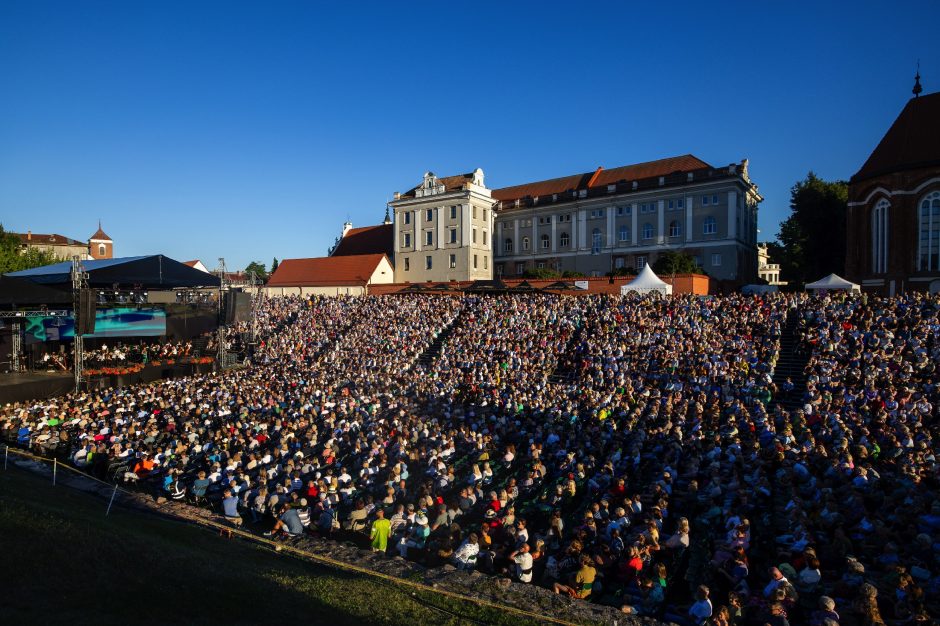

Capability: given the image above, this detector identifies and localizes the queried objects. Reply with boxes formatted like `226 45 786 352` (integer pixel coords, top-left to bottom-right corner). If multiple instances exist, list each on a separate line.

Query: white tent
621 264 673 295
804 273 860 292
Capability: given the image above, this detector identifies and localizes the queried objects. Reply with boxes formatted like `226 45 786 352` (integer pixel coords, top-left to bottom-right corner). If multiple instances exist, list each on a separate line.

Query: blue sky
1 1 938 271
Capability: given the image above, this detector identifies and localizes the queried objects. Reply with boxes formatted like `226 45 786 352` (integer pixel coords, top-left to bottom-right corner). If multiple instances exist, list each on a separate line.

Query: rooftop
267 254 390 287
852 92 940 183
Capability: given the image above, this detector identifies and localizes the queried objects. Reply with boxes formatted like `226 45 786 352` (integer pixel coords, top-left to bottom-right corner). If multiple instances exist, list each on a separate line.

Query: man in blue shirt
265 504 304 537
221 489 242 527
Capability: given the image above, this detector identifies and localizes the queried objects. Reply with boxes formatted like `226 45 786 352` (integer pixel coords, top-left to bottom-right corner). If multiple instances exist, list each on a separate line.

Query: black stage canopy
6 255 221 289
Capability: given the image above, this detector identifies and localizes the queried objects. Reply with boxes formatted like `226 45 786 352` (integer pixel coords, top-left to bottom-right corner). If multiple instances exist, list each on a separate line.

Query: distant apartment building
12 223 113 261
757 243 787 286
491 155 761 282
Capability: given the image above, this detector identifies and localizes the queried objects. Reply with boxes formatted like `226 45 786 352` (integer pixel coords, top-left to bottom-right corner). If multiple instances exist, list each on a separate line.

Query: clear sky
1 1 938 271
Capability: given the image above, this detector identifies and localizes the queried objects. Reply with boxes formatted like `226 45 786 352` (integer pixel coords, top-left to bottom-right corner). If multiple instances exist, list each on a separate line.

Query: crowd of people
2 291 938 626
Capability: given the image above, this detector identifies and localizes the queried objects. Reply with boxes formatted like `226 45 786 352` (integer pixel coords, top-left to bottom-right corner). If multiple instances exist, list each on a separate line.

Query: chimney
27 230 31 241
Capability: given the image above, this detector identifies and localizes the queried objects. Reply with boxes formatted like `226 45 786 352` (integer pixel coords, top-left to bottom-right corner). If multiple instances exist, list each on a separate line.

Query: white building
757 243 787 286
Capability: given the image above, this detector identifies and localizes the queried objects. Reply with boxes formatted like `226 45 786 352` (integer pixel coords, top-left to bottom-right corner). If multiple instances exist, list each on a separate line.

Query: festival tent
621 264 673 295
804 273 860 292
6 255 221 289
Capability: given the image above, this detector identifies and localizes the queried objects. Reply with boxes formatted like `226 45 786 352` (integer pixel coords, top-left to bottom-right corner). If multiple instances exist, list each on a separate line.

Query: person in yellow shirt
553 554 596 599
370 508 392 553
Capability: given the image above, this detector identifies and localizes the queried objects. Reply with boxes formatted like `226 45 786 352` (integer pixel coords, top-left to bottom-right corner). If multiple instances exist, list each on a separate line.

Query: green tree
244 261 267 280
271 258 279 273
0 224 60 273
775 172 848 285
652 250 703 276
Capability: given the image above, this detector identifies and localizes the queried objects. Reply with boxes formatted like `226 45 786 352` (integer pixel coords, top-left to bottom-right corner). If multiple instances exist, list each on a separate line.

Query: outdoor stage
0 360 218 404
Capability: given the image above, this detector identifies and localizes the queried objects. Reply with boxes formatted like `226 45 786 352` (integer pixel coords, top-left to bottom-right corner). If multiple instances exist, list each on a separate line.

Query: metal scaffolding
71 256 88 392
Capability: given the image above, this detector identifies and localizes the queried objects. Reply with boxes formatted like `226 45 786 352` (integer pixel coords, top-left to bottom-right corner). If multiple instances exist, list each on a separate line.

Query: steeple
383 204 392 225
913 62 923 98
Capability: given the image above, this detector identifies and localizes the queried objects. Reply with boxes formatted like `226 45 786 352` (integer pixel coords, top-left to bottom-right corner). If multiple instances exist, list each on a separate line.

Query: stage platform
0 371 74 404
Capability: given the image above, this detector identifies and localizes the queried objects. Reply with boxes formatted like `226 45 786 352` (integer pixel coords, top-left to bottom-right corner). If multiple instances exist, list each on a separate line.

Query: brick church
846 75 940 294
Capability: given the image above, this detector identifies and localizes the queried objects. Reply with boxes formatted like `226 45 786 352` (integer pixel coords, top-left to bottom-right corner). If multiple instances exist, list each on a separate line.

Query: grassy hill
0 467 540 626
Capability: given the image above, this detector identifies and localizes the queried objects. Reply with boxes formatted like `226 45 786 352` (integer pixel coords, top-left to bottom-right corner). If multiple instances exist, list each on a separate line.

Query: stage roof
0 275 73 306
6 255 221 289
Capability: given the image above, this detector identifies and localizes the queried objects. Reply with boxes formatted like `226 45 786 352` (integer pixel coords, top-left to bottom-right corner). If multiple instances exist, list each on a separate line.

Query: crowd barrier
1 443 581 626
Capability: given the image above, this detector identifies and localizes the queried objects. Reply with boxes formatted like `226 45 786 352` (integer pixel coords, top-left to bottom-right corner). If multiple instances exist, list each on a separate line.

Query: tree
0 224 60 273
775 172 848 285
271 258 279 273
652 250 703 276
244 261 267 280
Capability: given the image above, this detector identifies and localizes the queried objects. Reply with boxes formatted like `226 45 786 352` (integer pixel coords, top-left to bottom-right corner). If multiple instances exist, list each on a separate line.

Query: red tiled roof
332 224 394 257
267 254 389 287
13 232 85 246
852 92 940 183
183 260 200 267
492 155 713 204
401 172 476 197
89 227 111 241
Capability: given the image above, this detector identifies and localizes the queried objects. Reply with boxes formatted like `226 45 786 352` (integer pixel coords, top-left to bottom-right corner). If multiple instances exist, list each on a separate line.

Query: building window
450 254 457 269
404 213 411 225
425 255 433 270
614 257 624 269
918 191 940 271
640 203 655 213
522 237 530 251
483 256 488 270
712 194 719 205
425 231 433 246
560 232 570 248
703 216 717 235
496 263 503 276
450 205 458 219
636 256 647 270
541 234 550 249
667 198 684 210
403 233 411 248
711 253 722 266
515 262 525 275
558 214 571 223
98 244 106 256
426 209 434 222
472 206 477 219
702 196 710 206
872 199 889 274
619 225 630 242
483 209 487 221
483 230 488 245
472 228 477 244
537 261 545 269
590 209 605 219
617 206 630 216
449 228 457 244
591 228 602 254
669 220 682 238
539 216 552 225
404 257 410 271
473 254 478 269
505 238 513 253
642 223 653 240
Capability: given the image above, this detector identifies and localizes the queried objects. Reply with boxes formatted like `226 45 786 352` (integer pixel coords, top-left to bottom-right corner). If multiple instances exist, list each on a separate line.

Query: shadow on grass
0 467 536 626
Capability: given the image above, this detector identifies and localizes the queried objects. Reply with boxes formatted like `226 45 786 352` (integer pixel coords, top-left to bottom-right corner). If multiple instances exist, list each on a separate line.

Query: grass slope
0 467 541 626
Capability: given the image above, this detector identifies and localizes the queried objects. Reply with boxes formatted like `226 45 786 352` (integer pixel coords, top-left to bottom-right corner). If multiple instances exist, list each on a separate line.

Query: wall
367 273 714 296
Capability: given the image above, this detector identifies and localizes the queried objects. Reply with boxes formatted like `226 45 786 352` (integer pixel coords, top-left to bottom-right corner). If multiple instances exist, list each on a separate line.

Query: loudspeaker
77 289 96 335
221 290 251 324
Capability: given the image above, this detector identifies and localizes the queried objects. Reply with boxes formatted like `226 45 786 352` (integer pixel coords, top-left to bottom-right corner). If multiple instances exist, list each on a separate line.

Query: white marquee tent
621 264 673 295
804 273 860 292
